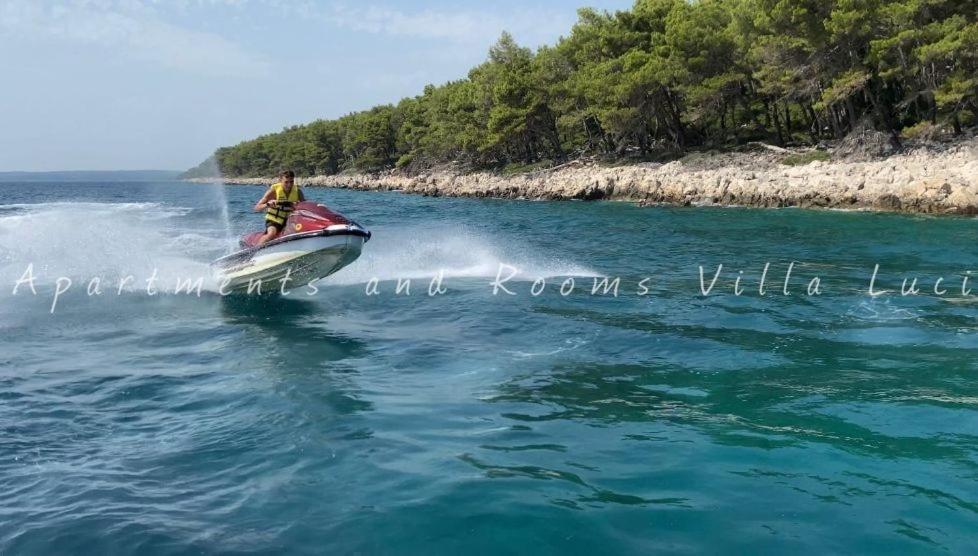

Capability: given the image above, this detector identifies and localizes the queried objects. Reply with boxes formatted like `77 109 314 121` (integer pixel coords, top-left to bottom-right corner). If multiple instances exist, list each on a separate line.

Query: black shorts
265 220 285 232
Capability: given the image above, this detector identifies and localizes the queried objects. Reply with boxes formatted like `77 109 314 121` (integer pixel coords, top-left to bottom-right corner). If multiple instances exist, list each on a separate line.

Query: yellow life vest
265 182 300 225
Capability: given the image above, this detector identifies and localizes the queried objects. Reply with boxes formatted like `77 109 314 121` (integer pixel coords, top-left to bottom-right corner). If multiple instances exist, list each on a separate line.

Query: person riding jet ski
253 169 306 245
214 168 370 292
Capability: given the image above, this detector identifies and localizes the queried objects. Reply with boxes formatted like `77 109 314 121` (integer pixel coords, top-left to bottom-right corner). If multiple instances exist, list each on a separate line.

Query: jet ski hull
216 233 366 293
213 201 370 293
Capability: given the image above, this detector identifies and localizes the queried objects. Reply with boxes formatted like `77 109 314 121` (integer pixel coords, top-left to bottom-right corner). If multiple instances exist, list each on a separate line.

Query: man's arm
253 188 275 212
299 188 306 202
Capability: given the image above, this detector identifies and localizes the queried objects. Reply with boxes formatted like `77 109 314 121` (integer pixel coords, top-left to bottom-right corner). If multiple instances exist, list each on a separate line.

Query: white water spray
0 202 223 290
0 198 595 296
324 223 597 286
203 157 236 251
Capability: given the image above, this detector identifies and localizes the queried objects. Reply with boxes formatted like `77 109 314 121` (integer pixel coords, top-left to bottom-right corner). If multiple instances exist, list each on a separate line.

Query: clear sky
0 0 633 172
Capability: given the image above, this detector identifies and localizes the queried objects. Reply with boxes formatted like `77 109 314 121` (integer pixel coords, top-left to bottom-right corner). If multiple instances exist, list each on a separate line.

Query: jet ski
214 201 370 292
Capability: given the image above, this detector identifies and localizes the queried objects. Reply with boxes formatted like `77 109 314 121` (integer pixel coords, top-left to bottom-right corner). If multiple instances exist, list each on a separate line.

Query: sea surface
3 181 978 554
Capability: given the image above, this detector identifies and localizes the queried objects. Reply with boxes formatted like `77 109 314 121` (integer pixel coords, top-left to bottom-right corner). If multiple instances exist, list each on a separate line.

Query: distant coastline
189 136 978 216
0 170 180 183
183 0 978 218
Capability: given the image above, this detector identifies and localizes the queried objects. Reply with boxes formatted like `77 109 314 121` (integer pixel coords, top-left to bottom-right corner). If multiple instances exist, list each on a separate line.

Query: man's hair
281 170 295 180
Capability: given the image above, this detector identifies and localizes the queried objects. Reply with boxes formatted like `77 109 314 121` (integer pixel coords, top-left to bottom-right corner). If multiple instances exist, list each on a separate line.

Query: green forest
186 0 978 178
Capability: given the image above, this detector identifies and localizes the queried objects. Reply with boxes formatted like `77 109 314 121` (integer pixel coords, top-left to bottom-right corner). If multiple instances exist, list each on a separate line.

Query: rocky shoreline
190 137 978 215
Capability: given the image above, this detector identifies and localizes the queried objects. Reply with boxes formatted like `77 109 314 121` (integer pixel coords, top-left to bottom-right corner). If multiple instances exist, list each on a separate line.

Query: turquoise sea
3 181 978 553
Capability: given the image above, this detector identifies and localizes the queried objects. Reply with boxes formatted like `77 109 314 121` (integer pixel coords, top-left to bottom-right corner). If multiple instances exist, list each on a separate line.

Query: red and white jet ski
214 201 370 292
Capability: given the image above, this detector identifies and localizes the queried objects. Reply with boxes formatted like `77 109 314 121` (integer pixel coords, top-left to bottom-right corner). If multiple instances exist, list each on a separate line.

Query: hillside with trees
185 0 978 178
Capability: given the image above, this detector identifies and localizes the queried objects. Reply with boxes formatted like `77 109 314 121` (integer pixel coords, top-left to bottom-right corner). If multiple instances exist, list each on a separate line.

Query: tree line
185 0 978 178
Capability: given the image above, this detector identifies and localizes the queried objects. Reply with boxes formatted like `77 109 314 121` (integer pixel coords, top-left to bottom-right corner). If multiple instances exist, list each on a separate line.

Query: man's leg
257 224 280 246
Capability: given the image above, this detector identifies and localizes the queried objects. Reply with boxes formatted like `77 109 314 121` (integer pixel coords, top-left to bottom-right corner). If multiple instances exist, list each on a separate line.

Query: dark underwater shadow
464 354 978 526
219 294 370 365
219 293 325 327
485 350 978 463
218 294 374 416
